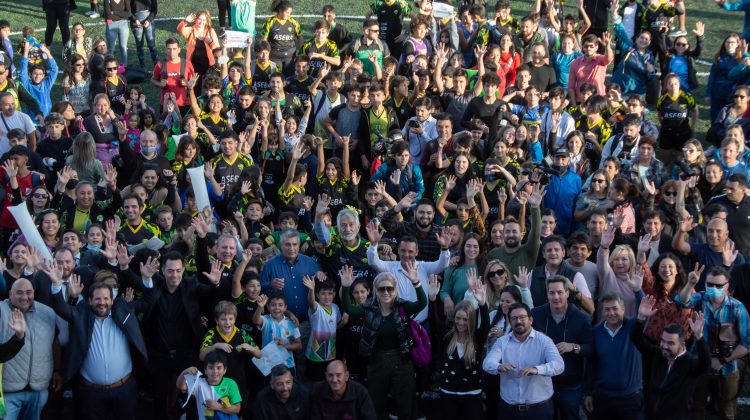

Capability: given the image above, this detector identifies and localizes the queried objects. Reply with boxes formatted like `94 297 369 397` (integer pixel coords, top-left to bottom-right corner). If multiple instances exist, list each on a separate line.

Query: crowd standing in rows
3 0 750 419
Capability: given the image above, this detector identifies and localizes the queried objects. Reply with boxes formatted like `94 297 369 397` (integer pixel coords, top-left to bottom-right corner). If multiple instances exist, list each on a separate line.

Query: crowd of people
2 0 750 419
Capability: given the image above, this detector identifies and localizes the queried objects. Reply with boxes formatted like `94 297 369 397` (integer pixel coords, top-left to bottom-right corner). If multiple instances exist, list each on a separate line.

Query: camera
675 158 698 180
372 130 396 157
408 120 421 129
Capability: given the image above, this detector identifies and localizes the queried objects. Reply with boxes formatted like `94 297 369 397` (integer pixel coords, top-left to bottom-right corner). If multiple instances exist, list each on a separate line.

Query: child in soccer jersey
252 293 302 375
302 278 342 382
656 72 697 165
176 350 242 420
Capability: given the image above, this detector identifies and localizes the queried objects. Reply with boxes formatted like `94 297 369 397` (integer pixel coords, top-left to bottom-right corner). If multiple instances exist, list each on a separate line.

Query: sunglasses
487 268 506 278
74 63 85 67
32 193 48 199
675 43 688 47
369 28 380 33
663 191 678 197
706 282 727 288
592 178 607 183
106 67 118 71
376 286 395 294
735 95 747 99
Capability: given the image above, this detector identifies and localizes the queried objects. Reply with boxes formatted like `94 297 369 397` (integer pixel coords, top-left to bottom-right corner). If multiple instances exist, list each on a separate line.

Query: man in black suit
141 251 223 419
48 255 158 420
33 247 98 306
630 295 711 419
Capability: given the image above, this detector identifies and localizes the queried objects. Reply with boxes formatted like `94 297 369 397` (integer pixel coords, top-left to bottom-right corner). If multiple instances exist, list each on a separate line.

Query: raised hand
468 269 486 306
679 215 697 233
638 294 658 320
693 21 705 37
302 275 316 291
403 260 419 284
1 160 17 178
351 171 361 186
397 192 418 210
366 221 383 244
204 161 215 179
514 266 531 288
8 308 25 338
601 225 616 249
428 274 441 302
643 177 656 196
25 248 43 272
123 287 135 302
42 260 62 286
444 175 457 191
104 164 118 188
240 180 252 195
690 311 705 340
256 294 268 308
340 265 355 288
116 244 133 268
527 184 547 208
69 274 83 299
139 256 160 280
390 169 402 186
191 215 209 239
637 233 652 256
687 263 705 287
202 260 223 286
436 227 453 250
722 239 739 267
99 237 118 261
600 31 612 47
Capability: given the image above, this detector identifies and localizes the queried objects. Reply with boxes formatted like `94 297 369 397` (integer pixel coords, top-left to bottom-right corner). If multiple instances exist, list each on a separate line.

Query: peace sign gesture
687 263 705 287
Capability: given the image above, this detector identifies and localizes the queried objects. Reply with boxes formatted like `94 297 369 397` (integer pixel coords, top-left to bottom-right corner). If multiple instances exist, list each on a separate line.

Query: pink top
568 54 613 102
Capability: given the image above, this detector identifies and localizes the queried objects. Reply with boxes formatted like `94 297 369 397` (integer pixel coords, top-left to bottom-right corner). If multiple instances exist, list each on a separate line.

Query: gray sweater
0 300 56 392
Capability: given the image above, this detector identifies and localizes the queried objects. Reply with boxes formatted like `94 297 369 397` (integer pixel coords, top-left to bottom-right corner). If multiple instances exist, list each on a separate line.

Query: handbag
398 306 431 368
710 301 740 358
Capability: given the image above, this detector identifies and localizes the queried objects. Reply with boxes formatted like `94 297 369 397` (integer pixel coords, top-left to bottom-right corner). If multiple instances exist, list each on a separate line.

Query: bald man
673 217 746 289
309 360 376 420
0 278 59 419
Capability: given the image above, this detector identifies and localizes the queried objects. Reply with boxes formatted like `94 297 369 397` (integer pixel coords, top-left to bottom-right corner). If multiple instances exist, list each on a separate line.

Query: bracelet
412 282 421 287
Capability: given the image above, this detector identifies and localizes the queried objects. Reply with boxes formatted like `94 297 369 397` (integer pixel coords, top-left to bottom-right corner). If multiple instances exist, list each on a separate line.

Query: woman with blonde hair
596 225 644 321
482 259 533 312
341 268 427 420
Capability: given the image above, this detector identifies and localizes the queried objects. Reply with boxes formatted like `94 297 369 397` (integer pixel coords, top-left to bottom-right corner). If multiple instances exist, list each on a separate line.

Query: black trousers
498 398 554 420
44 4 71 45
216 0 231 28
79 375 137 420
590 392 645 420
148 351 196 420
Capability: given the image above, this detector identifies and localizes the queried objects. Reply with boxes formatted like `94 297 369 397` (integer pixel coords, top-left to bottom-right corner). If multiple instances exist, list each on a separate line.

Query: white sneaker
85 11 100 18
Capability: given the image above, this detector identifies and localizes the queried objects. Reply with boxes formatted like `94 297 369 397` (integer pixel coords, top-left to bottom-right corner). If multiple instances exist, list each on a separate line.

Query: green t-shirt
195 376 242 420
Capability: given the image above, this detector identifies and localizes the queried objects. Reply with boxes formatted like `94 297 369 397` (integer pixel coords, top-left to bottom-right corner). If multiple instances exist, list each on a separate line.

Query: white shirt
0 111 35 154
367 244 450 322
482 329 564 405
622 3 639 40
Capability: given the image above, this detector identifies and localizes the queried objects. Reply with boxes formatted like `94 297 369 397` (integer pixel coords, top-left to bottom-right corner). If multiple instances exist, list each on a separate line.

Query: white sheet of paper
171 133 188 148
432 3 453 18
182 371 203 408
186 165 211 213
8 204 53 261
253 342 289 376
224 30 250 48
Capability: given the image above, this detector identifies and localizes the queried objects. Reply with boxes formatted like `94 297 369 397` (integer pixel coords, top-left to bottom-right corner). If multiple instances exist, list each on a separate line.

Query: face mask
141 146 157 156
706 287 725 300
551 164 566 174
112 288 118 299
485 173 497 182
87 244 102 252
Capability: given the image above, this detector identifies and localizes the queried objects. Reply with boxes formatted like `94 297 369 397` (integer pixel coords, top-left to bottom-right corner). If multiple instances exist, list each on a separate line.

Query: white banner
186 165 211 213
432 3 454 18
223 30 251 49
8 204 53 261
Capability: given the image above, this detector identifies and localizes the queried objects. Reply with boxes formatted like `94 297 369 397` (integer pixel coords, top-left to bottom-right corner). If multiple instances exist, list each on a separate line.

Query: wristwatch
572 344 581 353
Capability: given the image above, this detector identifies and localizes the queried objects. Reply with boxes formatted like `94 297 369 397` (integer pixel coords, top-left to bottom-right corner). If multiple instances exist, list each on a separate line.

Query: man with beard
543 148 582 236
513 16 548 63
314 201 376 285
381 194 444 262
254 364 310 420
117 195 162 247
531 276 593 420
568 33 614 105
309 360 376 420
600 114 642 166
706 173 750 256
487 183 545 276
33 246 97 305
631 295 710 419
584 292 644 420
483 303 564 419
48 267 156 420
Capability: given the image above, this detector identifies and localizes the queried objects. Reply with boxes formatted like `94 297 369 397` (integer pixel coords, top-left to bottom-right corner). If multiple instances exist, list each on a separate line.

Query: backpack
398 306 431 368
159 59 187 83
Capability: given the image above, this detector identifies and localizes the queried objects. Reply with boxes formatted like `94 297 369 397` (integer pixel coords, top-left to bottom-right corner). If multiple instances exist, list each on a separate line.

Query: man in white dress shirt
483 303 565 419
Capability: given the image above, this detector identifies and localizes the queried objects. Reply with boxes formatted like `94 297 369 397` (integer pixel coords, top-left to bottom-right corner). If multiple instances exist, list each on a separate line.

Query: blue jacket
611 22 657 95
543 169 581 236
724 0 750 41
708 51 743 120
371 162 425 201
19 56 58 118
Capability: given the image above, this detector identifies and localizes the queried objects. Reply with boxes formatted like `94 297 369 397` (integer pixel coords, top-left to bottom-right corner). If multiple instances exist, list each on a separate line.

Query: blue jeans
4 389 49 420
130 10 157 67
106 19 129 65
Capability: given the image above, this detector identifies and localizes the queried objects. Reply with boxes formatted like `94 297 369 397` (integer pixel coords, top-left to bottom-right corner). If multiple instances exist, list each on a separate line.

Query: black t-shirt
528 64 557 93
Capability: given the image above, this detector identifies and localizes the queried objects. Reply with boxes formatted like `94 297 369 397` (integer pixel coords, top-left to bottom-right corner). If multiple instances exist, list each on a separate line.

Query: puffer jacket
0 300 56 392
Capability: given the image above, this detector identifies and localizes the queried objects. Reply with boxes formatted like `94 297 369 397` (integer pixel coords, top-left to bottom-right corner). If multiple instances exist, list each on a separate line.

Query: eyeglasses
663 191 678 197
510 315 529 322
106 67 118 71
675 43 688 47
592 178 607 183
487 268 506 278
369 28 380 33
32 193 48 199
683 148 698 153
376 286 395 294
706 282 728 288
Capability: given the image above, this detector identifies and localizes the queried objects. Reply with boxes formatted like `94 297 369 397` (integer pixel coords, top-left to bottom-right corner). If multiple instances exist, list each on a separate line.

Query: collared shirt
366 244 450 322
81 314 132 385
569 54 613 101
260 254 322 321
482 329 564 404
676 293 750 375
